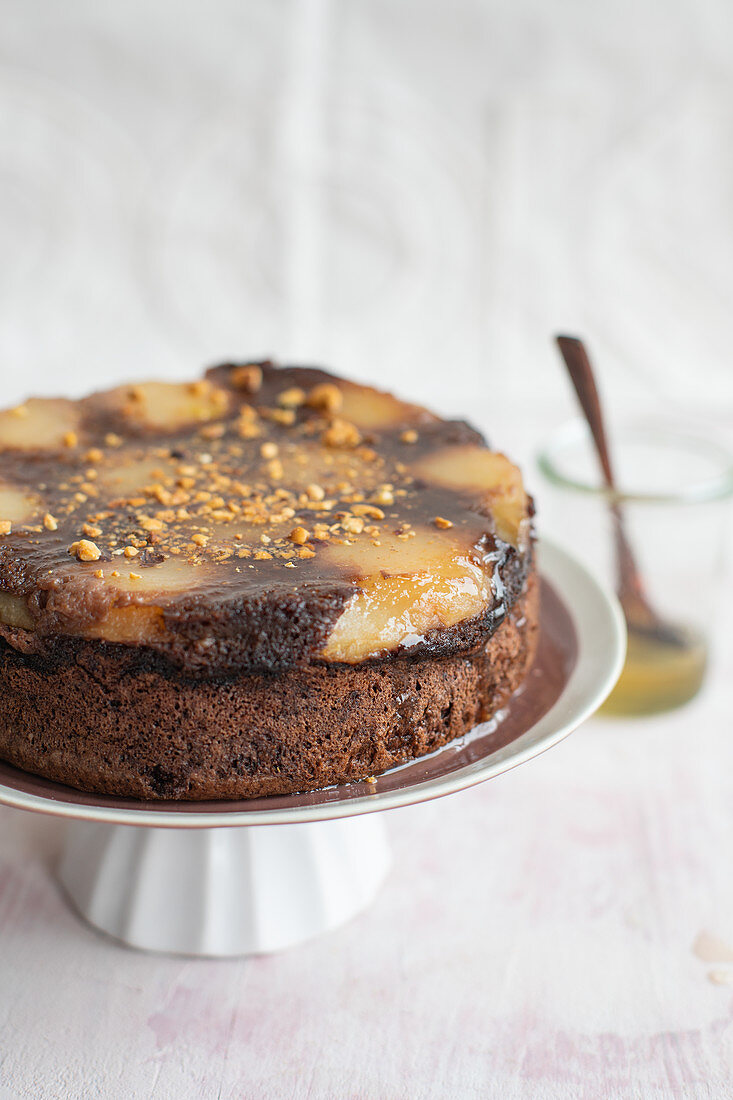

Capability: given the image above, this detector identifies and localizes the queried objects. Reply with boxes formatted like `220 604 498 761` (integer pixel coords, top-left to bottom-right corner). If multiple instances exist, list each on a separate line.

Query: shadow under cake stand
0 541 625 956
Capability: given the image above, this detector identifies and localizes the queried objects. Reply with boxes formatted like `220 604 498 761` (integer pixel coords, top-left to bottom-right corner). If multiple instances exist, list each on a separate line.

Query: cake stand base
58 815 391 956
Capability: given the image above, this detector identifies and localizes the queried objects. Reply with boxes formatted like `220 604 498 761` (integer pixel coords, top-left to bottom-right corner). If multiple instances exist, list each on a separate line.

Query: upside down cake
0 362 538 799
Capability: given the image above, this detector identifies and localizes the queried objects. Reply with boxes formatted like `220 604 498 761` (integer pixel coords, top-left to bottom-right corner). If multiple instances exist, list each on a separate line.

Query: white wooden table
1 1 732 1096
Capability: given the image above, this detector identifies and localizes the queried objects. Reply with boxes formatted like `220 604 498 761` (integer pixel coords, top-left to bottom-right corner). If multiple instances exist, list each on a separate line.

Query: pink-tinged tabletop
1 590 732 1099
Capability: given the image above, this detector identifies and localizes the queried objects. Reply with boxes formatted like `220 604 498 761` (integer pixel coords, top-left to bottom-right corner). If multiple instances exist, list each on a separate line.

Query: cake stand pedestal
59 814 391 955
0 541 625 957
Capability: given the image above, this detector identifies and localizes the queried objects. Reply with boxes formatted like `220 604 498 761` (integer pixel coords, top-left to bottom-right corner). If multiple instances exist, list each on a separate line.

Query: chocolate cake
0 362 538 799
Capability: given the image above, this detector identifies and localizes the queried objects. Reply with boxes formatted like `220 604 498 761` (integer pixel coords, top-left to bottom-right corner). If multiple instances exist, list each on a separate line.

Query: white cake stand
0 541 624 956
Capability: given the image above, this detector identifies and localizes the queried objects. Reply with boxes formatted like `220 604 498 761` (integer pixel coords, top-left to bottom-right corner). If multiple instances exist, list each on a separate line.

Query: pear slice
99 456 178 500
0 399 80 451
0 593 34 630
0 484 40 526
411 445 529 547
98 380 231 431
338 382 433 430
84 557 205 643
321 526 494 663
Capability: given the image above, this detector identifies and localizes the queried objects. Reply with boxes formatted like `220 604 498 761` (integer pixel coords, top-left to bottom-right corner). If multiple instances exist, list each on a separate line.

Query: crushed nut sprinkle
43 513 58 531
124 546 140 558
288 526 309 545
230 364 263 393
306 483 325 501
0 521 11 536
400 429 419 444
306 383 342 414
82 523 102 538
434 516 453 529
352 504 385 519
69 539 102 562
63 431 78 448
277 387 306 408
321 419 362 448
260 441 279 459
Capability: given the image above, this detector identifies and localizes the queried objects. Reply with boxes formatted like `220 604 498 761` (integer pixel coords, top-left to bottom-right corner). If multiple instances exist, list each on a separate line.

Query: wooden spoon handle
555 336 616 489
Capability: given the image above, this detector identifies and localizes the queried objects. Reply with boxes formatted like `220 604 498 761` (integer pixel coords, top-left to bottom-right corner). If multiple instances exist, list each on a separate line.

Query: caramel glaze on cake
0 362 538 799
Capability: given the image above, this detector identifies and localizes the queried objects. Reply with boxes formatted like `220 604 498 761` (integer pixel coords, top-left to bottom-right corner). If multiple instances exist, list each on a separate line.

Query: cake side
0 572 538 800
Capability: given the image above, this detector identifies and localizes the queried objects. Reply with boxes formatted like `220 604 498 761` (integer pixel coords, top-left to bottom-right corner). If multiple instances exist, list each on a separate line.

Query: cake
0 362 538 799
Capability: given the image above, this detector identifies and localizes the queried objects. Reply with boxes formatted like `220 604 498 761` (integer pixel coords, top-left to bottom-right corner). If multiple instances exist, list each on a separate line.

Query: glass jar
537 419 733 716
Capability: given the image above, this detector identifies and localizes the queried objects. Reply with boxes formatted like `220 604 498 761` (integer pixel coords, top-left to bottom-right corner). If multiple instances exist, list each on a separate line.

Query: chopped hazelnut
129 572 142 580
260 442 279 459
231 364 263 393
434 516 453 529
139 516 164 533
277 387 306 408
201 423 226 440
342 516 365 534
85 448 104 464
298 546 316 559
321 419 362 448
352 504 385 520
288 526 309 545
82 523 102 538
0 521 11 536
306 383 342 414
372 487 394 506
254 549 272 560
43 513 58 531
400 429 419 444
192 533 208 547
105 433 123 448
63 431 79 448
94 569 104 579
69 539 102 562
306 483 325 502
124 545 140 557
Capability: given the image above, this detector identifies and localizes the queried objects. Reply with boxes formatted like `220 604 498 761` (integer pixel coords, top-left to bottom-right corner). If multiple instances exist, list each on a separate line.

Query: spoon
555 335 685 648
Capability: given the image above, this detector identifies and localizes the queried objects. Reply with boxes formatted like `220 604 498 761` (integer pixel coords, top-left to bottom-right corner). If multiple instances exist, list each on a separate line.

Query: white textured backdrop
0 3 732 1097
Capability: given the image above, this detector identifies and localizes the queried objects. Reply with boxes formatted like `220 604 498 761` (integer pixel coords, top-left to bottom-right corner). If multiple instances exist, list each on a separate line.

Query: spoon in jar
555 334 686 648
